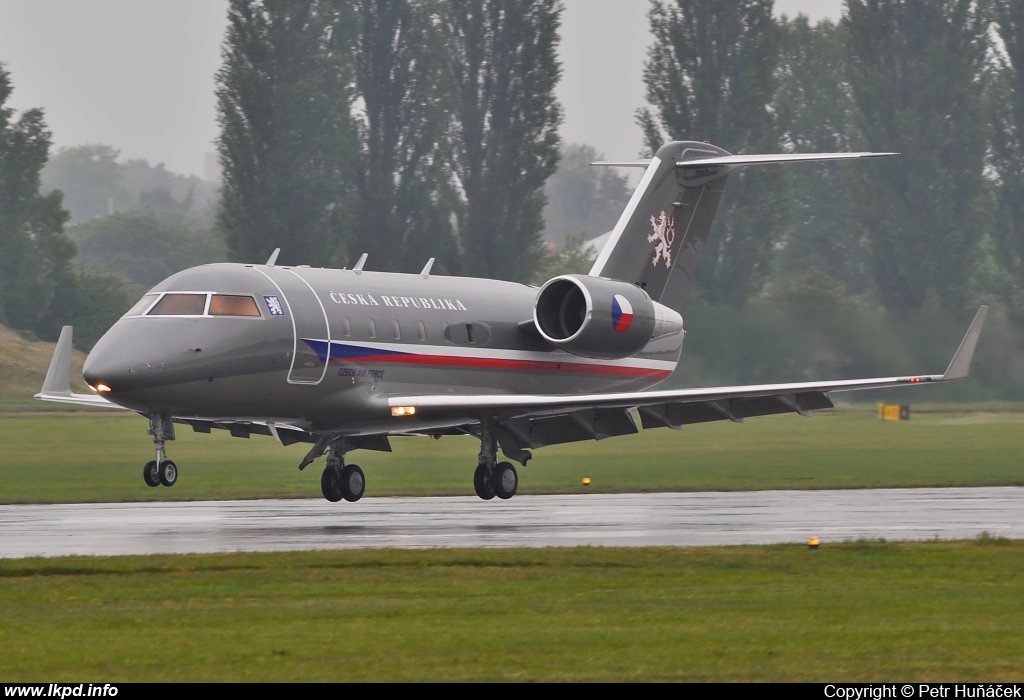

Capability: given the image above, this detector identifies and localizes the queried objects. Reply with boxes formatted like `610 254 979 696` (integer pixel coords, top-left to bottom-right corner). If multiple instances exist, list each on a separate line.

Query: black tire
143 460 160 488
474 463 495 500
321 466 343 502
158 460 178 487
491 462 518 500
340 464 365 502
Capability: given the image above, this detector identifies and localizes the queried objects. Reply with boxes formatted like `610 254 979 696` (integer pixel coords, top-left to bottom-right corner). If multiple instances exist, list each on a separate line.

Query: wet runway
0 487 1021 558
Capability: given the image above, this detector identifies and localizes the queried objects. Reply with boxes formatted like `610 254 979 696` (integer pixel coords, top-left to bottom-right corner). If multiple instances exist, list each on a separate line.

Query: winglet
39 325 75 396
942 306 988 380
265 248 281 266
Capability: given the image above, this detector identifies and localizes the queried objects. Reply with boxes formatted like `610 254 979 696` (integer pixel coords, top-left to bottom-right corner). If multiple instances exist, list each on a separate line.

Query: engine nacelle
533 275 681 359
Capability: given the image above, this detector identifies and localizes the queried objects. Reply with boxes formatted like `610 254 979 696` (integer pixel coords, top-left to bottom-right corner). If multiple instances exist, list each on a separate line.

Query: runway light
582 477 591 486
808 537 820 550
391 406 416 417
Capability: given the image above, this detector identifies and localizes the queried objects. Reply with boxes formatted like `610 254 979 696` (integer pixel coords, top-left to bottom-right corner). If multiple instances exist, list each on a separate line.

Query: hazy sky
0 0 843 177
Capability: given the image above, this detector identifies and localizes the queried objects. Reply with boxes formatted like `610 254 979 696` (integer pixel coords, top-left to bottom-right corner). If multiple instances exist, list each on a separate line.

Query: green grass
1 541 1022 681
2 408 1023 503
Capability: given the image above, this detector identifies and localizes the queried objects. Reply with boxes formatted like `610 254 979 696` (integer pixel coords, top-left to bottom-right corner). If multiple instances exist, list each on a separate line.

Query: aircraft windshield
209 295 261 317
148 293 207 316
124 294 159 317
130 292 264 318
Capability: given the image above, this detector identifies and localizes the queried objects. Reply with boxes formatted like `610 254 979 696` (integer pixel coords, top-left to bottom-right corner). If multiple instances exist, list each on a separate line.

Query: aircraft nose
82 338 130 392
82 321 159 393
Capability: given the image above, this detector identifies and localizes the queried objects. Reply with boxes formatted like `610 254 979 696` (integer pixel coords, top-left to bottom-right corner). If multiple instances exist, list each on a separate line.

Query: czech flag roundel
611 294 633 333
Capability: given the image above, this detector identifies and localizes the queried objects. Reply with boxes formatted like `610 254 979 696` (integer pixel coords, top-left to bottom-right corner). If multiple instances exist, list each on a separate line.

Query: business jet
36 140 988 503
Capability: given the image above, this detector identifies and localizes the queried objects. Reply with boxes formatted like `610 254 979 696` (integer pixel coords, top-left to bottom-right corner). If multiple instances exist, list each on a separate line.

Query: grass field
0 408 1022 503
1 541 1022 681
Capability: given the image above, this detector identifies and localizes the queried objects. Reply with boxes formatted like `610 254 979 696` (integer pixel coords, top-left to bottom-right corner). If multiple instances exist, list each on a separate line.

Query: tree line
217 0 562 282
640 0 1024 397
3 0 1024 398
641 0 1022 319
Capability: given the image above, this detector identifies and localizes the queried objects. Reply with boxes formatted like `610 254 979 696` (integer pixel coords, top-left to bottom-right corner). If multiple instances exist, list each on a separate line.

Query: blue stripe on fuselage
301 339 408 363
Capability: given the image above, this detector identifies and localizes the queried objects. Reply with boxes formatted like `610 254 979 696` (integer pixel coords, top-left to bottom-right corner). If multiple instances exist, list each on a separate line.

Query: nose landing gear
143 414 178 488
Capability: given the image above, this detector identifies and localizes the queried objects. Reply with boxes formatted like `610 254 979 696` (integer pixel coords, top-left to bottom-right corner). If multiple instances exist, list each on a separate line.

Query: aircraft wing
386 306 988 463
34 326 131 410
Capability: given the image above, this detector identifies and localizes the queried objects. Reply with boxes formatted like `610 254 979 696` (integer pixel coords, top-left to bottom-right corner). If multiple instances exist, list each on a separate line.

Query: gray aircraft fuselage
83 263 684 435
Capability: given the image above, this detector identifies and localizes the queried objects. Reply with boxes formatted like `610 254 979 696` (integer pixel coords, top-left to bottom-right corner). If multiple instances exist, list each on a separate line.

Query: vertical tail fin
589 141 896 313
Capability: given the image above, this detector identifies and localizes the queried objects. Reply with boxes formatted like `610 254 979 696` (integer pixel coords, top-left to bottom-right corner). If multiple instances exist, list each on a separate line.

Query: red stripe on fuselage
329 353 671 378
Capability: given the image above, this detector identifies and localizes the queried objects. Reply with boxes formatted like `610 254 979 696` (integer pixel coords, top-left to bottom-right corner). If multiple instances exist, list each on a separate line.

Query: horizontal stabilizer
677 152 897 167
590 160 653 168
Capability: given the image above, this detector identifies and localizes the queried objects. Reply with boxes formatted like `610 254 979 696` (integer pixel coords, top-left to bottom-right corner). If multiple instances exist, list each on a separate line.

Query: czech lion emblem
647 211 676 268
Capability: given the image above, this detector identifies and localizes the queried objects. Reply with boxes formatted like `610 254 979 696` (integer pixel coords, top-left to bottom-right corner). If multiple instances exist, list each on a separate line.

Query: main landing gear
473 428 518 500
144 414 178 488
319 437 365 503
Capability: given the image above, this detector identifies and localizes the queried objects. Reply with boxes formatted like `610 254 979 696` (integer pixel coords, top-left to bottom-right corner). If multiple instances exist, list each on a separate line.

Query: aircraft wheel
158 460 178 487
143 460 160 488
321 466 343 503
340 464 365 502
491 462 518 500
474 464 495 500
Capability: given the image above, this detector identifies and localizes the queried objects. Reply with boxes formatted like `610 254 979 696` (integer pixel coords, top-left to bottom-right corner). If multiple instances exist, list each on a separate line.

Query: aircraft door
256 267 331 385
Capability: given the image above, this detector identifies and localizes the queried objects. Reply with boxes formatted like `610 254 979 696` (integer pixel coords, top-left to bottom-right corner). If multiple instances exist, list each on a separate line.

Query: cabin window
368 318 376 339
416 320 426 342
442 322 452 343
209 295 261 317
124 294 159 317
340 317 351 337
148 293 207 316
391 320 401 340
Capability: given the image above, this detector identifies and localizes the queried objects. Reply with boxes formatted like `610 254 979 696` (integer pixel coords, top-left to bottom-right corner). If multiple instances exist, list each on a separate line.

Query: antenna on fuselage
265 248 281 266
420 257 434 279
353 253 368 275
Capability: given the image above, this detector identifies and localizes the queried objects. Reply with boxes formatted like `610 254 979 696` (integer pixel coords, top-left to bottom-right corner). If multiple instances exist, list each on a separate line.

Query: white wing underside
387 306 987 425
36 308 987 457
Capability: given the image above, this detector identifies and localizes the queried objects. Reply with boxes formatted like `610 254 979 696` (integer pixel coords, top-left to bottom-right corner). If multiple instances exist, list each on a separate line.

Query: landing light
91 384 111 394
391 406 416 417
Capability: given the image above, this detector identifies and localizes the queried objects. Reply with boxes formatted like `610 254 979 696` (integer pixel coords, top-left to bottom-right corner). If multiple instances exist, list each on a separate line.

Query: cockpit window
124 294 159 317
209 295 261 317
147 293 207 316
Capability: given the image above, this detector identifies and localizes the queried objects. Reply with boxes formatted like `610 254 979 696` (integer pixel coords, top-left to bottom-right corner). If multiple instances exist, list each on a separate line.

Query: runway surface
1 487 1021 558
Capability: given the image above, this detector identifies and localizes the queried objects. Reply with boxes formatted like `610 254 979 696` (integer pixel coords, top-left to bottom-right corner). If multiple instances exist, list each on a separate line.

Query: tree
121 158 219 229
637 0 785 306
991 0 1024 295
844 0 989 313
774 16 869 295
349 0 458 275
541 143 630 248
48 267 140 351
68 211 223 287
216 0 359 267
40 145 126 223
0 64 75 336
444 0 562 282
